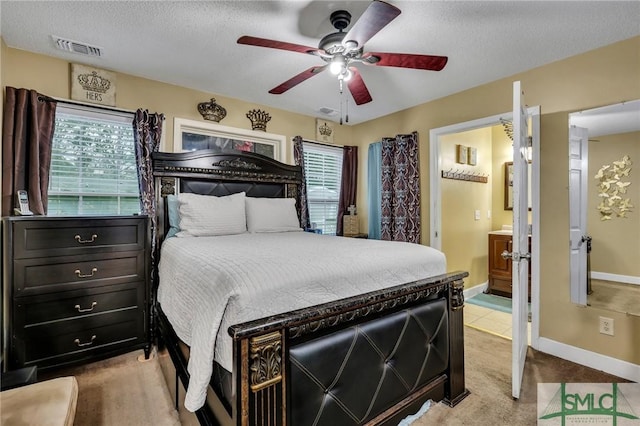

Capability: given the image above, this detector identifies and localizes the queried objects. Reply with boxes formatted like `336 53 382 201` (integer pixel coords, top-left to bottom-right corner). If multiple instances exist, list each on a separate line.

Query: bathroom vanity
487 230 531 299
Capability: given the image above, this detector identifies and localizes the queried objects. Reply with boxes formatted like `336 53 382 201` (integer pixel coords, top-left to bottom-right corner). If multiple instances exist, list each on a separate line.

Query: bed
151 149 469 425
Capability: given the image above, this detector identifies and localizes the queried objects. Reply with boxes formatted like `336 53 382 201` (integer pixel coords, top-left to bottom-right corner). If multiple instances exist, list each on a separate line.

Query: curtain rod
52 96 136 115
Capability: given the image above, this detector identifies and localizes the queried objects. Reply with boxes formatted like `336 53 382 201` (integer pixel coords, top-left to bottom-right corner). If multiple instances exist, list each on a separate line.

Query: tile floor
464 303 531 344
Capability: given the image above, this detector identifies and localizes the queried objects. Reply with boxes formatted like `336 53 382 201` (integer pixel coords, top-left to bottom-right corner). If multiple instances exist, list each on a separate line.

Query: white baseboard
537 337 640 382
591 272 640 286
464 282 488 299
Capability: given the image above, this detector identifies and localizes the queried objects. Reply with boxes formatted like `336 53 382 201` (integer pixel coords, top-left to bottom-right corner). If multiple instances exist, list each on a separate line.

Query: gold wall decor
71 63 116 106
246 109 271 132
197 98 227 122
595 155 633 221
316 119 335 143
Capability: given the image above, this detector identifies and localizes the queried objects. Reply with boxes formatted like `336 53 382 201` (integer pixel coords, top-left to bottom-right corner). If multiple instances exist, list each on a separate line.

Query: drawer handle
75 301 97 313
74 335 97 347
75 267 98 278
75 234 98 244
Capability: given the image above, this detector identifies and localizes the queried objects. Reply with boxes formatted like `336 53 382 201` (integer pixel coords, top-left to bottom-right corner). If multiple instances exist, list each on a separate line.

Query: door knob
502 250 531 262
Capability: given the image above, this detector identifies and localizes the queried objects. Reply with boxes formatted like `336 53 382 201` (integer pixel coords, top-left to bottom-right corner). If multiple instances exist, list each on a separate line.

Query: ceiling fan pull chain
346 96 349 123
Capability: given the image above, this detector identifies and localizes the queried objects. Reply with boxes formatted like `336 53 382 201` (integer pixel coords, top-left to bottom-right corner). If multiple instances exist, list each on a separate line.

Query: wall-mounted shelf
441 169 488 183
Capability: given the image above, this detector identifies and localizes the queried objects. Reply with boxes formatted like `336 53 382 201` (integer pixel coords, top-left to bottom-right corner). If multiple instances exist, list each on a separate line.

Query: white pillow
177 192 247 237
245 197 302 233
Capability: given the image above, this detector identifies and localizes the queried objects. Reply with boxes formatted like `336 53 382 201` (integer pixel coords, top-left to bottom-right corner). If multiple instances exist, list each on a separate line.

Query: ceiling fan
237 0 448 106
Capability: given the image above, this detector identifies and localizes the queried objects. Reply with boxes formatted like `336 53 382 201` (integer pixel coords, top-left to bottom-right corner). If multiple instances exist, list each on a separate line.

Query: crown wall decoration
246 109 271 132
316 119 335 143
71 64 116 106
197 98 227 122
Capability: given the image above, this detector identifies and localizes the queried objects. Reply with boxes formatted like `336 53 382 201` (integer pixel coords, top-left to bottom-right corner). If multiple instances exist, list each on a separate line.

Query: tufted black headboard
151 149 303 260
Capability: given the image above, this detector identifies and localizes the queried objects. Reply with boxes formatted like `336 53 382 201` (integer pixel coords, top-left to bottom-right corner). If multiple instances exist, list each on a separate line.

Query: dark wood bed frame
151 149 469 425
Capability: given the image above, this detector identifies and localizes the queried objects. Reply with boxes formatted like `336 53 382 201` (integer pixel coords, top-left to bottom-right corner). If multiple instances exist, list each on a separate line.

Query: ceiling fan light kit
237 0 448 110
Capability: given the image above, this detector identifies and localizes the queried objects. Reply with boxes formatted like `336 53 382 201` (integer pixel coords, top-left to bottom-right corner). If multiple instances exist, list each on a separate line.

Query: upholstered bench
1 376 78 426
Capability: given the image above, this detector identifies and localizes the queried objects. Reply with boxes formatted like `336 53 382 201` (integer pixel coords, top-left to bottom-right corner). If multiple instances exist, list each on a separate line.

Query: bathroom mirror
504 161 532 210
569 100 640 316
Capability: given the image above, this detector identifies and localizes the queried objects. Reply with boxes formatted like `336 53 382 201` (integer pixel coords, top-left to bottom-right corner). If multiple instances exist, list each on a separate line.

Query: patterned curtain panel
367 142 382 240
336 146 358 236
132 109 165 285
380 132 421 243
293 136 311 229
2 87 57 216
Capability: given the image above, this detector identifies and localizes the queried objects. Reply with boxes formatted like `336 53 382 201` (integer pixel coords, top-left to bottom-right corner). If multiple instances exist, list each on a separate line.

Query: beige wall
1 47 353 161
588 131 640 277
351 37 640 365
440 128 492 286
3 35 640 366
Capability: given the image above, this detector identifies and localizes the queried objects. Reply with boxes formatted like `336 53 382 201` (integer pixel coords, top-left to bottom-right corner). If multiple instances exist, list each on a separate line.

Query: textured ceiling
1 1 639 125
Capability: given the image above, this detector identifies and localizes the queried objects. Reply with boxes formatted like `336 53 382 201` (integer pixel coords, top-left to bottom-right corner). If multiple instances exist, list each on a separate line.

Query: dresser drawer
17 284 141 325
14 251 145 296
16 309 143 367
11 217 146 259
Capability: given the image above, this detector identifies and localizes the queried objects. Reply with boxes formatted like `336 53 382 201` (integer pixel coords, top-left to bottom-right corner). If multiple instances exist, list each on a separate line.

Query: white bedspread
157 232 446 411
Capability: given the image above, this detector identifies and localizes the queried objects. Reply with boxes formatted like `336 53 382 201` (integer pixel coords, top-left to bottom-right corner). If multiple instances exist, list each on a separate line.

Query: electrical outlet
599 316 614 336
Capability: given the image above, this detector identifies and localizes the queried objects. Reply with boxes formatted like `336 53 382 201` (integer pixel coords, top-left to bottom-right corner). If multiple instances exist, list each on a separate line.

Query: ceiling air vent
318 107 338 116
52 36 102 57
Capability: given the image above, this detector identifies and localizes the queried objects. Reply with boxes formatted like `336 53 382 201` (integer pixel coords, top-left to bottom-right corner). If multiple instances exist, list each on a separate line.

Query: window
303 142 343 235
48 104 140 216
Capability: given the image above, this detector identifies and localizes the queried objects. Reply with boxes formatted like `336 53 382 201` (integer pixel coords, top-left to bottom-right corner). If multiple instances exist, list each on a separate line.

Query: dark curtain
132 109 164 285
380 132 421 243
336 146 358 236
2 87 57 216
293 136 311 229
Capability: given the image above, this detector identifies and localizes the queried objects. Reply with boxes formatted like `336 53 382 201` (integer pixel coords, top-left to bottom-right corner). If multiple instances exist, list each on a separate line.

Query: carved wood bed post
235 330 287 425
445 277 469 406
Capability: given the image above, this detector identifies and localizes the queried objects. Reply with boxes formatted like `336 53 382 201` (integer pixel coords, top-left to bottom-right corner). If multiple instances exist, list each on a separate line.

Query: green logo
539 383 639 425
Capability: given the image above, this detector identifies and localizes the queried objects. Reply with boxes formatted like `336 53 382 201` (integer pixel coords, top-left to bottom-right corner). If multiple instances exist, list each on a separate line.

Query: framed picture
504 161 532 210
456 144 468 164
173 118 286 161
467 147 477 166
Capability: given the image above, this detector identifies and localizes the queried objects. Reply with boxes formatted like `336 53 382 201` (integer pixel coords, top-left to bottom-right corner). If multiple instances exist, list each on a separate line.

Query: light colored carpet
414 327 626 425
40 327 626 425
588 279 640 316
40 349 180 426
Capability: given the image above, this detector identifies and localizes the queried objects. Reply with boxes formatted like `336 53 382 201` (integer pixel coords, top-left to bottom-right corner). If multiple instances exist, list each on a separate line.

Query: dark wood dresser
487 231 531 299
2 215 150 371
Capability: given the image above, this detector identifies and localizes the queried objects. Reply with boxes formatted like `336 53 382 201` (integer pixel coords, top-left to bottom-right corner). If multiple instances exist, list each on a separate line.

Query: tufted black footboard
289 299 449 425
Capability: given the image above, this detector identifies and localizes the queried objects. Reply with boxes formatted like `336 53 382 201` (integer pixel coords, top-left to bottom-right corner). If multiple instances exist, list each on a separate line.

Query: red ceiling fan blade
363 52 448 71
342 0 401 50
237 35 321 56
347 67 372 105
269 66 327 95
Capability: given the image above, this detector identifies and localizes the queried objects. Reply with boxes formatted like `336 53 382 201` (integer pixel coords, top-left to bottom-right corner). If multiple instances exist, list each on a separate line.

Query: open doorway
429 108 540 349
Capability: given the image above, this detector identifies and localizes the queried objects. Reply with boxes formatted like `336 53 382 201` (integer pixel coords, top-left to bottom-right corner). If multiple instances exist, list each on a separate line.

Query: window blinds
48 104 140 216
303 142 343 235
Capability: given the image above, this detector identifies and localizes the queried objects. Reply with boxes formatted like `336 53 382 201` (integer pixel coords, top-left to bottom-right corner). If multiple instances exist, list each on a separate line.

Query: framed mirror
504 161 532 210
173 118 286 161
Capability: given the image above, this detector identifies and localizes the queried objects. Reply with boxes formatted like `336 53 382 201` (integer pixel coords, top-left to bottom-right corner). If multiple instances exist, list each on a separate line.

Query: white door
510 81 530 400
569 126 589 305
